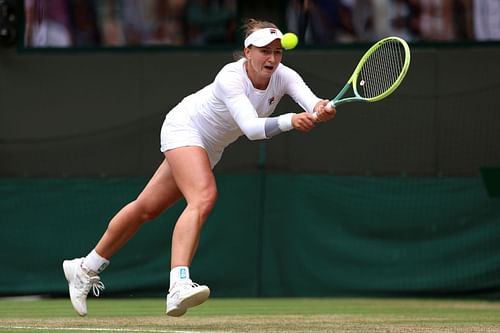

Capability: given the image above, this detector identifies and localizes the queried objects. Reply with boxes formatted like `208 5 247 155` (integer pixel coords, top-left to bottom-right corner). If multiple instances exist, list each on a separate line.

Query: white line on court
0 326 215 333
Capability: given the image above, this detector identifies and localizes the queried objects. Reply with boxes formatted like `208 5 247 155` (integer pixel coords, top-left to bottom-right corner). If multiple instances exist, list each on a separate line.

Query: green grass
1 297 500 332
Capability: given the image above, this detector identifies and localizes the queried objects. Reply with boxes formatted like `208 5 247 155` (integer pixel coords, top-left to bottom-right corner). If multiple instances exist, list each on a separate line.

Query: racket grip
311 112 318 120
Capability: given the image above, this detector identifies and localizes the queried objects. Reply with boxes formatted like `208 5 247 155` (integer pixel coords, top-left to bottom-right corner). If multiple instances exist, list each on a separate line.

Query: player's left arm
291 112 317 132
279 64 322 114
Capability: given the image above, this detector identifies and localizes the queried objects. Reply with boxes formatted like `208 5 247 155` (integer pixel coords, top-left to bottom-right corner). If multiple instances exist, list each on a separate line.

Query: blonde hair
234 18 279 59
242 18 278 39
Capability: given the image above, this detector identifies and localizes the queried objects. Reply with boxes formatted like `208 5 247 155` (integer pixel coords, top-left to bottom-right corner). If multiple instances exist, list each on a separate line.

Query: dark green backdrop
1 174 499 298
1 39 500 298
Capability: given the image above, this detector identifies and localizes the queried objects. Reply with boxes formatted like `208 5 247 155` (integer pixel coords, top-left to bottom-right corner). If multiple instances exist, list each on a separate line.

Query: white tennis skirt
160 102 223 169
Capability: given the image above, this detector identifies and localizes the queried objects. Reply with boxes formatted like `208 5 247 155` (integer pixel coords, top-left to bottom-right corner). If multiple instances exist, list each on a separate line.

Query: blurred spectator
96 0 188 47
25 0 237 48
119 0 155 45
349 0 414 41
350 0 379 42
336 0 357 42
409 0 456 41
97 0 126 46
185 0 237 45
287 0 414 44
24 0 72 47
472 0 500 41
68 0 100 47
286 0 356 44
284 0 306 39
25 0 499 48
123 0 188 46
389 0 414 40
286 0 490 44
148 0 187 45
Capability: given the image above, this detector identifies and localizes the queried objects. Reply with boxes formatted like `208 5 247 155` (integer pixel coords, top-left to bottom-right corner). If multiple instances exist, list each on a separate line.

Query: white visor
244 28 283 48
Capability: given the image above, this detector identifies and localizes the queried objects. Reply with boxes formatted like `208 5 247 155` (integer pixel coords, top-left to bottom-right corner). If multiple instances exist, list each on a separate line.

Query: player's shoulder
275 62 302 82
218 58 245 76
215 58 246 87
212 59 246 95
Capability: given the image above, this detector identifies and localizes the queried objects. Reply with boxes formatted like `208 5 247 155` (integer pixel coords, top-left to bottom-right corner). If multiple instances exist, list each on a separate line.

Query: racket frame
330 36 411 108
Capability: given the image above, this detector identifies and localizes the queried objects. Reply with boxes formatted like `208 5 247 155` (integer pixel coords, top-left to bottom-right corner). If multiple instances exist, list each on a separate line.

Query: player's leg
94 159 182 259
63 158 182 316
165 146 216 316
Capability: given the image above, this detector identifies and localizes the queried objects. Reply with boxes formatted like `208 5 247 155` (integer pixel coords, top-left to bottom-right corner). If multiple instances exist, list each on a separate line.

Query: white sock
169 266 190 290
82 249 110 273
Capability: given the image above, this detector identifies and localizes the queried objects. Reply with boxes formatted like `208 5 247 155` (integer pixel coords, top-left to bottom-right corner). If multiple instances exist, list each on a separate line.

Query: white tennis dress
160 58 321 168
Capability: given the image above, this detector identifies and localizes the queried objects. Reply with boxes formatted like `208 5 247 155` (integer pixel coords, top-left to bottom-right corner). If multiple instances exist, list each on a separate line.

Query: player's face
245 39 283 83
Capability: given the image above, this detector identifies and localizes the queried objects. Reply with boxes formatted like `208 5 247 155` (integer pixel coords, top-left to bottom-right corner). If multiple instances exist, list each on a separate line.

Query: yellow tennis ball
281 32 298 50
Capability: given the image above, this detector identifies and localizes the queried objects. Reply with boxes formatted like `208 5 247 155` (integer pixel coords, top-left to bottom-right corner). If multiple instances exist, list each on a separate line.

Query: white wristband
278 113 294 132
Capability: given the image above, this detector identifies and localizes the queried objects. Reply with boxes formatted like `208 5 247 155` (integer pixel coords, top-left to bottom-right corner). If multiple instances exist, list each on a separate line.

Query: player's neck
245 62 270 90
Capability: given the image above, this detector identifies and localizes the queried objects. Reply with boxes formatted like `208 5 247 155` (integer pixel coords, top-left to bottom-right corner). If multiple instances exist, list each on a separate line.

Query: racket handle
311 112 318 120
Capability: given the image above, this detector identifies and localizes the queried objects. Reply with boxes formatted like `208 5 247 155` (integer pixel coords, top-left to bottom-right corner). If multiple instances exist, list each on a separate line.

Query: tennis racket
327 36 411 109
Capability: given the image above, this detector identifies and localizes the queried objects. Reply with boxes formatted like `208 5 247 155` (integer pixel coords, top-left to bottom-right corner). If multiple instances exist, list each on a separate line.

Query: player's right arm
313 100 336 123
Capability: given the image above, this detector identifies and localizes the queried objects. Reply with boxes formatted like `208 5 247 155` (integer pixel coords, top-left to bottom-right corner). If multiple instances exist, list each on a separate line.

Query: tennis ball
281 32 298 50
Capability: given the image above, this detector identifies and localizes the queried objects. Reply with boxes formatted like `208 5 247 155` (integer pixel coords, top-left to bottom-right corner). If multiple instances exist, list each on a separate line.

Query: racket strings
357 40 407 99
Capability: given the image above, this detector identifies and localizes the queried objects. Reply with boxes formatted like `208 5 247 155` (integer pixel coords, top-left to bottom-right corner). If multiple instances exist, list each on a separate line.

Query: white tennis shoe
63 258 105 316
166 281 210 317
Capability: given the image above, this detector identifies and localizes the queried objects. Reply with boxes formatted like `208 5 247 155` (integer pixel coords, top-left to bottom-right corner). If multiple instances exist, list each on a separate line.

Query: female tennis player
62 18 336 317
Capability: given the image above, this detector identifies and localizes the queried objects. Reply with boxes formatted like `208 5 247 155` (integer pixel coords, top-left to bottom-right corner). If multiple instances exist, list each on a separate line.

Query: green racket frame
330 36 411 107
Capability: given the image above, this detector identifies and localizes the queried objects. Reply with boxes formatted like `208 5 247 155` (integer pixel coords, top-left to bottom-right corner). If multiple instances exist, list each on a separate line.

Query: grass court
1 297 500 332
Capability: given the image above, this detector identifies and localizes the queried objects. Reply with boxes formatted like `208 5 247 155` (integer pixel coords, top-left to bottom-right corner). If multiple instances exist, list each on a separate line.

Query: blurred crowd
24 0 237 47
24 0 500 48
287 0 500 44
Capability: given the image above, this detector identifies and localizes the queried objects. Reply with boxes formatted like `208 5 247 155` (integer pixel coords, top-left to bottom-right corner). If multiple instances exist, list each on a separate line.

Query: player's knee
133 200 164 223
141 209 161 222
195 187 218 220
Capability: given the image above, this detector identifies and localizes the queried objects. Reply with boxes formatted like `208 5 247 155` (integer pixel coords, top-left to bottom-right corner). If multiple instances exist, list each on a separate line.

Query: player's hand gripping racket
315 36 410 118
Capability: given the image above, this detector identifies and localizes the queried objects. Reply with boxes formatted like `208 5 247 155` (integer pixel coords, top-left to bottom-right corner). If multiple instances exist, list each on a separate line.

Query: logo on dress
268 96 275 105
